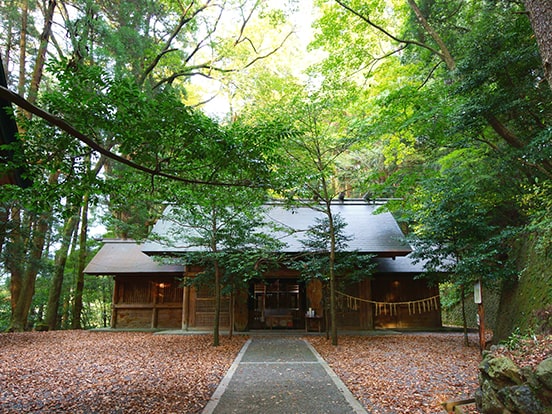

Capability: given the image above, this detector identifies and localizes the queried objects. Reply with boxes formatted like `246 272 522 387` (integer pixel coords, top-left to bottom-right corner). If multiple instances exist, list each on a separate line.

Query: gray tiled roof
142 201 411 257
374 256 427 273
84 239 184 275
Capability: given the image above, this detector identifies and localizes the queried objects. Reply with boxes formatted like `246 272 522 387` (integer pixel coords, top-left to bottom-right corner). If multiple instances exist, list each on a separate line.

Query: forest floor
0 331 482 413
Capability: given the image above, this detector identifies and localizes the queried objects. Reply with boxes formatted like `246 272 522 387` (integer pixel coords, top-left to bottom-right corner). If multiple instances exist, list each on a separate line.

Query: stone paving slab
202 337 368 414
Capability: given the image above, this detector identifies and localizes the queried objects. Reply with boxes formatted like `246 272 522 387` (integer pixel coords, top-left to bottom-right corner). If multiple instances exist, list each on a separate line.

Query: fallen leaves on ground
0 331 246 414
308 333 482 414
1 331 483 414
492 334 552 369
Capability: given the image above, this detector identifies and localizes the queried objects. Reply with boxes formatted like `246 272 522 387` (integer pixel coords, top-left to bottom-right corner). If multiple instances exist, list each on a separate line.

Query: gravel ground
0 331 481 413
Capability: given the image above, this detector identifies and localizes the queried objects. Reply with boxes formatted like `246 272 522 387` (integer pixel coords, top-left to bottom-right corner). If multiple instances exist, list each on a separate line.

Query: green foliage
501 328 529 349
494 234 552 341
286 214 376 284
438 282 462 310
0 277 11 331
409 147 521 288
522 180 552 253
154 185 285 290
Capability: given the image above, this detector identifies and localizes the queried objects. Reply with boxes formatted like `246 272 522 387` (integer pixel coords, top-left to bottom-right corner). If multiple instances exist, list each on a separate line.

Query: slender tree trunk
45 208 79 330
17 0 28 96
27 0 56 105
213 259 221 347
461 285 469 346
6 206 23 312
101 277 111 328
3 0 15 74
229 287 234 339
321 197 339 346
0 204 8 256
407 0 456 70
72 194 89 329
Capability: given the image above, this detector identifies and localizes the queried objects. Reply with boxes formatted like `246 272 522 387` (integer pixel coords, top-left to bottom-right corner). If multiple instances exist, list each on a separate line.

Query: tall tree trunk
2 0 15 73
72 194 89 329
461 285 469 346
524 1 552 92
17 0 28 96
327 206 338 346
10 210 50 331
45 208 79 330
213 259 221 347
6 205 23 312
229 287 234 339
27 0 56 105
100 277 111 328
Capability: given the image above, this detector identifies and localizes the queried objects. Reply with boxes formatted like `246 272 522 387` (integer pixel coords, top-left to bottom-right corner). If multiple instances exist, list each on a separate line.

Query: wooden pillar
360 279 373 330
475 280 485 352
182 285 190 331
151 282 158 329
110 276 118 328
234 289 249 331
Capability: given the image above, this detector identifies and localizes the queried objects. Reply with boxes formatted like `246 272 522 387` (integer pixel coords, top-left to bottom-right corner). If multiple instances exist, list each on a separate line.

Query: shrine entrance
249 279 307 329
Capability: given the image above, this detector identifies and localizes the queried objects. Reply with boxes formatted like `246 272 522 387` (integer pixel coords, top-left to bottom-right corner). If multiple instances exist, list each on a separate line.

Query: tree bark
0 204 8 257
45 209 79 330
10 211 50 331
2 0 15 74
17 0 28 96
27 0 56 105
461 285 469 346
327 202 338 346
71 194 89 329
524 1 552 92
6 206 23 312
407 0 456 70
213 259 221 347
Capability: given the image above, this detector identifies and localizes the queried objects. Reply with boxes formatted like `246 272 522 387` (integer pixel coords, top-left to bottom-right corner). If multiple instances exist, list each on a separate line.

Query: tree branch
407 0 456 70
139 1 211 85
334 0 446 62
0 85 255 187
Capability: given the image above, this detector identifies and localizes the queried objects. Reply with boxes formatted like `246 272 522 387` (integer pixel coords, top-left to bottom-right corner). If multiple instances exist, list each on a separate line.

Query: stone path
202 337 368 414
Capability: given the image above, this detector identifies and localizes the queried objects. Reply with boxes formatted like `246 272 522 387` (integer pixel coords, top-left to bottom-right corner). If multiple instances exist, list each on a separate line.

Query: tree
312 0 551 255
286 214 376 337
259 88 366 345
154 187 282 346
524 1 552 92
408 148 520 343
0 0 299 331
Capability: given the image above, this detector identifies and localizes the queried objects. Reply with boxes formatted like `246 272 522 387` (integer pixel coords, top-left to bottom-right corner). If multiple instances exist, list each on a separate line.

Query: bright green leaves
409 146 521 285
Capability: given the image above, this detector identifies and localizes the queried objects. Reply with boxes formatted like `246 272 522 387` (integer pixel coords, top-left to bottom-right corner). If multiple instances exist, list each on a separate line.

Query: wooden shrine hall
85 201 443 331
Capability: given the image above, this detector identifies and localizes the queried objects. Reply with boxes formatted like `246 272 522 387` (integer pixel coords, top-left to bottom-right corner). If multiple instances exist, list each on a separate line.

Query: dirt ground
0 331 481 413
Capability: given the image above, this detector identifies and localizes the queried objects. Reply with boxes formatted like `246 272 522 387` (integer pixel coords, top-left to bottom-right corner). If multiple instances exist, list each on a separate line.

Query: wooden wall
111 273 441 331
112 276 183 329
371 275 441 329
335 279 373 330
188 285 230 328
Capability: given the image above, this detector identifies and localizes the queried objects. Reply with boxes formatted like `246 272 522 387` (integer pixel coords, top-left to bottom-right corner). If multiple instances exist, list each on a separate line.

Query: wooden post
182 285 190 331
478 301 486 352
110 276 118 328
151 282 159 329
474 280 485 352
